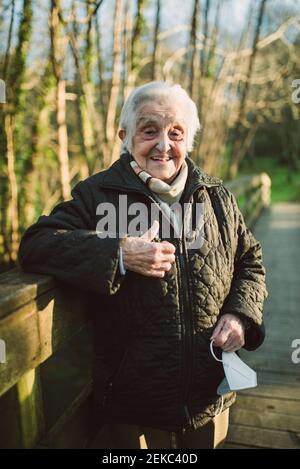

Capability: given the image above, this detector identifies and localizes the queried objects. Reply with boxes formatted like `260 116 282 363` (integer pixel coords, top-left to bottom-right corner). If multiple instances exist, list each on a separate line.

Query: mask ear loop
210 339 224 417
210 339 223 362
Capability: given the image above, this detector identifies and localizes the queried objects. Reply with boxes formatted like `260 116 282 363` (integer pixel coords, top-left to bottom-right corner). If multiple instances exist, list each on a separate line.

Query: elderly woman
18 82 267 449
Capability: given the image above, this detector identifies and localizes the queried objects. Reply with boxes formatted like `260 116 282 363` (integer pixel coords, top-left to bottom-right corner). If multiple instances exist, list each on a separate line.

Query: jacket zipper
181 191 206 429
102 348 129 409
177 238 192 427
177 196 198 428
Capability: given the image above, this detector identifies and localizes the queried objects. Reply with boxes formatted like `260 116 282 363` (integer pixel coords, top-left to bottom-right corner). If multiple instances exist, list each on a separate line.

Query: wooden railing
0 172 271 448
225 172 271 227
0 270 92 448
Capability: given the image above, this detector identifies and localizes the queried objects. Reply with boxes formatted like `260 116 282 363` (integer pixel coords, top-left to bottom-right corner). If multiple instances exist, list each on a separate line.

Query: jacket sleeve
221 191 268 350
18 180 125 295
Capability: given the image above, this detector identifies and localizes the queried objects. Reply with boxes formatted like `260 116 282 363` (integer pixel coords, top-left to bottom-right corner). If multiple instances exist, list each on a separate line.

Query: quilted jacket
18 152 267 432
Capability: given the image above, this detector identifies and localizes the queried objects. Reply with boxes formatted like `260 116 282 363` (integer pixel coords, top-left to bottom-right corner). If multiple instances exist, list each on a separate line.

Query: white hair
119 81 201 153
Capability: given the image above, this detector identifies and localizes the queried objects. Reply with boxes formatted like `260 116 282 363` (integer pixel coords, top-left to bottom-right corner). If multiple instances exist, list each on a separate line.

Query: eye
143 127 157 137
169 128 184 140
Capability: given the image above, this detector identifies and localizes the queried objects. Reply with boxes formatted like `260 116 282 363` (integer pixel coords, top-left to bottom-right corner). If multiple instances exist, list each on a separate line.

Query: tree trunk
123 0 134 100
95 11 108 143
188 0 200 99
5 114 19 262
50 0 71 199
106 0 123 164
0 0 32 264
151 0 161 81
200 0 210 78
229 0 268 179
56 80 71 200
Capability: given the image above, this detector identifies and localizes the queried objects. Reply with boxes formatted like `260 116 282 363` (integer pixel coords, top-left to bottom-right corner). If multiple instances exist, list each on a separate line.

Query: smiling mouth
150 156 173 162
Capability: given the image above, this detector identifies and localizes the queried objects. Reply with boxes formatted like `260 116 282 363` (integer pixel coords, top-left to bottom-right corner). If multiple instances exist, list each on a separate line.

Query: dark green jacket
18 152 267 432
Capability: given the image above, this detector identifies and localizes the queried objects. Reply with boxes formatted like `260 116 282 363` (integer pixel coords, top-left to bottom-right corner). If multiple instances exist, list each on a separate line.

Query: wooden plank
224 442 262 449
246 198 264 227
236 395 299 416
17 368 45 448
0 268 54 319
250 338 300 349
258 370 300 386
0 385 22 448
225 174 263 198
0 286 89 398
227 423 300 449
239 384 300 401
0 368 46 448
241 356 298 375
226 177 265 227
230 407 300 433
246 186 262 216
38 382 93 449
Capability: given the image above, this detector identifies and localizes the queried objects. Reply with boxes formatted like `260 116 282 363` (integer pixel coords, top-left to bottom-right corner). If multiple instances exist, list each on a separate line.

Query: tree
0 0 33 263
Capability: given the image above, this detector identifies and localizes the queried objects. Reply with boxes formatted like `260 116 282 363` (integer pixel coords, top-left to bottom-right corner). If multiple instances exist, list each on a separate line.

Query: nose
156 132 171 153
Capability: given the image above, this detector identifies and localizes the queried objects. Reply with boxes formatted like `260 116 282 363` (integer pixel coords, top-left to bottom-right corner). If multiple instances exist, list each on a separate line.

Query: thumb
140 220 159 241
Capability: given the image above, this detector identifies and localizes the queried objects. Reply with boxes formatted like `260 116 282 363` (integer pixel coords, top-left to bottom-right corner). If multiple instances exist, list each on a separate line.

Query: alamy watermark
0 339 6 364
95 196 205 249
292 79 300 104
0 79 6 103
291 339 300 364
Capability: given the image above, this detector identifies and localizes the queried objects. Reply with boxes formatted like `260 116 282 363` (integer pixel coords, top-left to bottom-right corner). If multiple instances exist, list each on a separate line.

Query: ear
118 129 126 141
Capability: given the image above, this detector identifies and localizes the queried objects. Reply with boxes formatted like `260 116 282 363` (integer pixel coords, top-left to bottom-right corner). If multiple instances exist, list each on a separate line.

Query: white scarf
130 159 189 235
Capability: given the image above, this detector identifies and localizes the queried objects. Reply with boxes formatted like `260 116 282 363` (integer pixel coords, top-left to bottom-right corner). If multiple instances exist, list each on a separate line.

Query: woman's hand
121 221 176 278
211 313 245 352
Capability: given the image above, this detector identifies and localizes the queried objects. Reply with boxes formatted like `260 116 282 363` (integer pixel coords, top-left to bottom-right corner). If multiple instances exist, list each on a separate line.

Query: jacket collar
100 151 222 198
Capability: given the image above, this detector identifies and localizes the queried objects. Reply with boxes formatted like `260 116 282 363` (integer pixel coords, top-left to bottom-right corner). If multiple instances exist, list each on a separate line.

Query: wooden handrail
0 270 89 398
0 269 90 448
226 172 271 226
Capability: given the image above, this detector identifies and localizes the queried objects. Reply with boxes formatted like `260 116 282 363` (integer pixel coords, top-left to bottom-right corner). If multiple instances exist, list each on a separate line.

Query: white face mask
210 340 257 396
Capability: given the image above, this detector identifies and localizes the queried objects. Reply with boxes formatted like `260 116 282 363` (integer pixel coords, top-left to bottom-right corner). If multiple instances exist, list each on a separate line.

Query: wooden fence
0 172 271 448
225 172 271 227
0 271 92 448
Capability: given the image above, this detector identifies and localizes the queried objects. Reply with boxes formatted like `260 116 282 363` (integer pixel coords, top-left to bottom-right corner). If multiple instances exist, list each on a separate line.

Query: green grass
238 157 300 204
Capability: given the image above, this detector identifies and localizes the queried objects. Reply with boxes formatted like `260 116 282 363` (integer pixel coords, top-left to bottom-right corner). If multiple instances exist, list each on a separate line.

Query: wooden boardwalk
225 203 300 449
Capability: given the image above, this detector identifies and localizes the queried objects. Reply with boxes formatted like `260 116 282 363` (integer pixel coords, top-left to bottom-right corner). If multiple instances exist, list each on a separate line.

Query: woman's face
120 101 188 183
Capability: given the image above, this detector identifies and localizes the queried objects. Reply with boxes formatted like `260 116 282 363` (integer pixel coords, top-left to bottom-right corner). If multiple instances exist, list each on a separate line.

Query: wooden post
261 172 271 208
17 368 45 448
